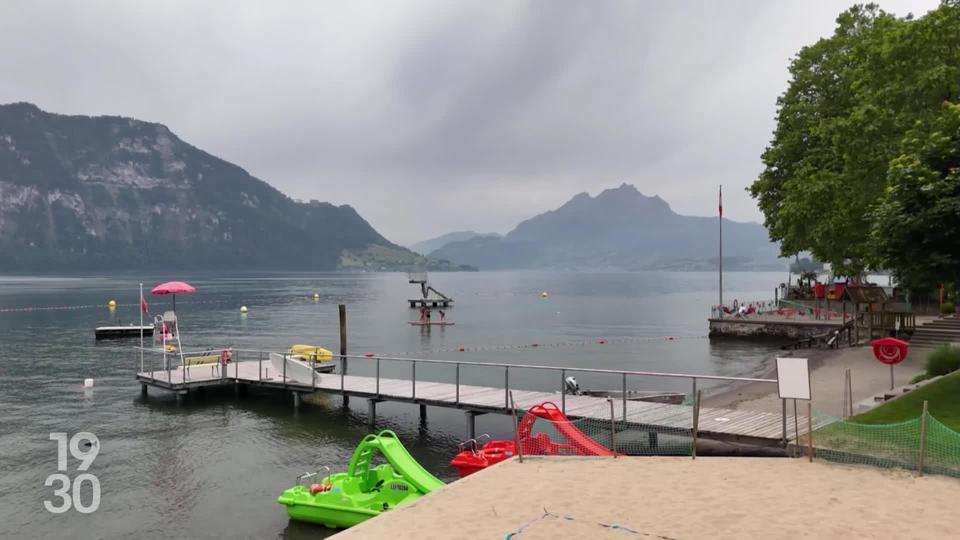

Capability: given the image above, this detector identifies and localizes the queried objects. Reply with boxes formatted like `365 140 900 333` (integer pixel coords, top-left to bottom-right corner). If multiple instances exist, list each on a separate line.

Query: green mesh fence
516 401 693 457
813 414 960 478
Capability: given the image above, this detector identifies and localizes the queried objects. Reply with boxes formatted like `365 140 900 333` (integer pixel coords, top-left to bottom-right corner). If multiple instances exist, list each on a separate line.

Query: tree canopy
750 1 960 290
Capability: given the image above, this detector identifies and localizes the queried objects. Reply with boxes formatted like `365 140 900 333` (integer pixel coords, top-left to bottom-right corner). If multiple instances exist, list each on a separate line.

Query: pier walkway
137 353 829 448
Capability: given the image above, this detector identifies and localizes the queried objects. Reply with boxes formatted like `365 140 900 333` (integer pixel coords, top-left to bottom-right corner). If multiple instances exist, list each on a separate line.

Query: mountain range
0 103 464 272
429 184 783 271
409 231 501 256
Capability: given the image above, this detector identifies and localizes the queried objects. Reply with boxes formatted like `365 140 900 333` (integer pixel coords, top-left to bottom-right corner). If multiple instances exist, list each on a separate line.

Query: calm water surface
0 271 783 539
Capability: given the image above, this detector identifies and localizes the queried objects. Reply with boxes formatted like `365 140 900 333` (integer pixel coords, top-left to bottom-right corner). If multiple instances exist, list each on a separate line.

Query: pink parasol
151 281 196 310
151 281 196 295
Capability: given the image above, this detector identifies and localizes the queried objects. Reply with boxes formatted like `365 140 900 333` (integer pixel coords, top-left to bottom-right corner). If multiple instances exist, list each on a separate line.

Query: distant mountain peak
430 183 781 271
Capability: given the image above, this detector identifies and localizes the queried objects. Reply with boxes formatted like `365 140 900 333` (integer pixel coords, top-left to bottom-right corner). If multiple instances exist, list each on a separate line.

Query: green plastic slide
362 430 445 493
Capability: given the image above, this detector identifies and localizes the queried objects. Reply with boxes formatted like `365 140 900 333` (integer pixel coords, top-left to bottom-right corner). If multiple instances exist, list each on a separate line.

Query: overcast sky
0 0 941 244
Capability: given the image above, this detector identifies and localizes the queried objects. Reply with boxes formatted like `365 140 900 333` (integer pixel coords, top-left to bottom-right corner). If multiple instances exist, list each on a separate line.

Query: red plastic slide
518 402 616 456
450 401 615 477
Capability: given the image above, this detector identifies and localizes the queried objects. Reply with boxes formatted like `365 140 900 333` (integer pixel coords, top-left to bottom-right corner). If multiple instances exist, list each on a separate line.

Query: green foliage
926 345 960 377
942 302 957 315
910 372 932 384
872 104 960 292
750 1 960 285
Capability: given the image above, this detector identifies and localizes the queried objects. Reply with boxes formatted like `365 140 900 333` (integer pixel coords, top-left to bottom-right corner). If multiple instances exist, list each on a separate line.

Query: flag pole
139 282 144 374
719 185 723 311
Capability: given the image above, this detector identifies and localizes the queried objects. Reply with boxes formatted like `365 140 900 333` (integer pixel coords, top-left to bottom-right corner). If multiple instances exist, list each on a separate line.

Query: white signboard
776 357 811 400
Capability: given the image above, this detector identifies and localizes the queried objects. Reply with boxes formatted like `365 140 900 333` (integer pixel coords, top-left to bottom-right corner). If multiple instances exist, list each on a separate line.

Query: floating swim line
505 508 678 539
377 334 707 357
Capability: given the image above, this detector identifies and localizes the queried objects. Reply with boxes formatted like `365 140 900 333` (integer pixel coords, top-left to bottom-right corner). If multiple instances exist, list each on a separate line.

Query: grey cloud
0 0 941 243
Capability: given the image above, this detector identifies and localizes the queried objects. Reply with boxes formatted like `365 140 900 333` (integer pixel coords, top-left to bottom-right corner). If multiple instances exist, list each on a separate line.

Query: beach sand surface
332 456 959 540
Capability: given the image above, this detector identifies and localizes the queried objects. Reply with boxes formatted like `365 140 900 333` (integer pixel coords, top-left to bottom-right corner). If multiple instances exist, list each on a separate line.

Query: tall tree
750 1 960 281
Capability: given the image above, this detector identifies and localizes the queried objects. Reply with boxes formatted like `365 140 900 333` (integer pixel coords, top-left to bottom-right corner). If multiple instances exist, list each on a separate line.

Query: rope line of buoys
371 334 707 357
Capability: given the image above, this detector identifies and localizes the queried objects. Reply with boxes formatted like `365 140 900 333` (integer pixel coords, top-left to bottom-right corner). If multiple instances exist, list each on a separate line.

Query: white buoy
240 306 248 314
108 299 117 308
83 378 94 388
541 292 548 298
313 293 320 300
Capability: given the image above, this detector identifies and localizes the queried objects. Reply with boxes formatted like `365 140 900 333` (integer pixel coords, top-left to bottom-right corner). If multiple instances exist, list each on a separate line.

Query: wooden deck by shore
137 355 830 448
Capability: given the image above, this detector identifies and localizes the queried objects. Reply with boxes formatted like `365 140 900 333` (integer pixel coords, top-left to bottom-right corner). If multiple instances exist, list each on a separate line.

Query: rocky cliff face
0 102 439 271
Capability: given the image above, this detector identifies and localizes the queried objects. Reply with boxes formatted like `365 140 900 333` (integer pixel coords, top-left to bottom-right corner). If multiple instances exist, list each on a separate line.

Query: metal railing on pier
138 346 777 422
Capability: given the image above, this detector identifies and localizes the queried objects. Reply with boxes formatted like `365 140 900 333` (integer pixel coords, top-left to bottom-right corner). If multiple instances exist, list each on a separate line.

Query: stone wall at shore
708 318 841 339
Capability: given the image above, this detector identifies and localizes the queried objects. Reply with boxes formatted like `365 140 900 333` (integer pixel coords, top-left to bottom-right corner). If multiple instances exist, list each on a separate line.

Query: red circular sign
870 337 910 365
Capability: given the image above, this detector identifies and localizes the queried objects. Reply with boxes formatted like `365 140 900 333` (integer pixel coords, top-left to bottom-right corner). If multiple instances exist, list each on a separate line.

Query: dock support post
176 390 187 403
466 411 477 439
648 431 658 449
140 383 148 397
367 399 378 428
293 392 301 409
419 403 427 422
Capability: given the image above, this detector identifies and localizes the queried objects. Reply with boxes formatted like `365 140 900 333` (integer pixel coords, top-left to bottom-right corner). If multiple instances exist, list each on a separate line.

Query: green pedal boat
277 430 445 529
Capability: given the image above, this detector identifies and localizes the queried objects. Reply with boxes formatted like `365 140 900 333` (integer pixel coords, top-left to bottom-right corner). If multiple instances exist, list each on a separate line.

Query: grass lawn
851 370 960 431
813 371 960 473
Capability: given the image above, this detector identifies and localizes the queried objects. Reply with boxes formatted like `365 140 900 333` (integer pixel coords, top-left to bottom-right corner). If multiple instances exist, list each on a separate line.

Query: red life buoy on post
221 349 233 364
870 338 909 365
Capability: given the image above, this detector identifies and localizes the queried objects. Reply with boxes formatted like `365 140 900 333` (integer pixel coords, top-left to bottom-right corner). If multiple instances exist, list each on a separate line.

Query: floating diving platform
408 298 453 308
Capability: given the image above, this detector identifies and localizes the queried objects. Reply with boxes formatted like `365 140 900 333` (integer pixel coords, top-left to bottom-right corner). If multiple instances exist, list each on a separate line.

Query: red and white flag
140 292 149 316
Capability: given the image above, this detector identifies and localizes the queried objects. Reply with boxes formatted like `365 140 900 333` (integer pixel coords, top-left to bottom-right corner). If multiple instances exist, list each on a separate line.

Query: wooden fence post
918 400 929 476
692 390 701 459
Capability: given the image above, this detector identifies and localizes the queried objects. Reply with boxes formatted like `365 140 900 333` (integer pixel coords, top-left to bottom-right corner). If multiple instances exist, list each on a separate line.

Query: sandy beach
333 456 960 539
706 345 929 418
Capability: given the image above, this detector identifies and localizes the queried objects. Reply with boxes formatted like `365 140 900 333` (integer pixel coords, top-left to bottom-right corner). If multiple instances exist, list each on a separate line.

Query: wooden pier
136 353 829 448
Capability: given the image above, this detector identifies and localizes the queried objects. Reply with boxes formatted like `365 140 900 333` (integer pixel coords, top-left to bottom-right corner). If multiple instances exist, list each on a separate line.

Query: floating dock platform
96 325 154 340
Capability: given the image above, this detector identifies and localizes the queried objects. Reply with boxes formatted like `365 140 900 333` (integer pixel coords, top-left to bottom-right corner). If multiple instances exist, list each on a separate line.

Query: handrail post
621 372 627 421
376 357 380 396
504 366 510 408
691 377 697 405
412 360 416 399
283 353 287 388
560 369 566 414
259 352 263 381
455 363 460 405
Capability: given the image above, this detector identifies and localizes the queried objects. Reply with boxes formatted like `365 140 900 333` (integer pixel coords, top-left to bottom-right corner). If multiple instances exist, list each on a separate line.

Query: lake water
0 271 784 539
